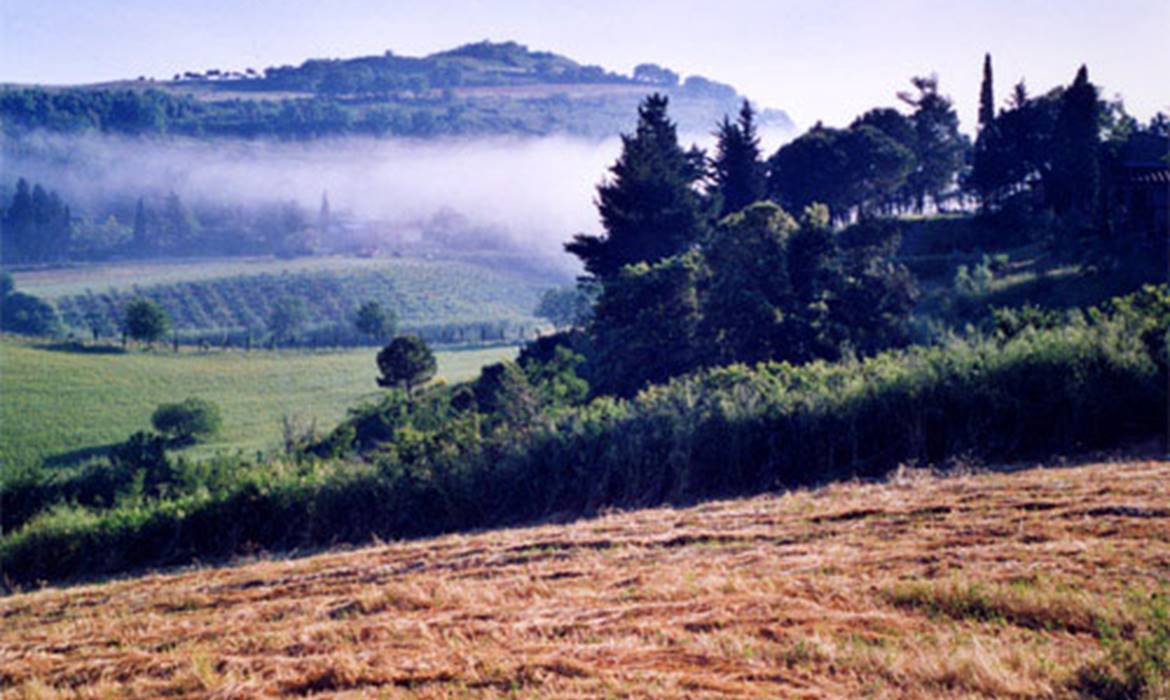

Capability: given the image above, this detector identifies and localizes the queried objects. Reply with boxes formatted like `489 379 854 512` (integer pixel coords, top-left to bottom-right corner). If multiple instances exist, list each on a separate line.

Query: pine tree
565 94 708 279
978 53 995 131
712 100 766 217
897 75 968 212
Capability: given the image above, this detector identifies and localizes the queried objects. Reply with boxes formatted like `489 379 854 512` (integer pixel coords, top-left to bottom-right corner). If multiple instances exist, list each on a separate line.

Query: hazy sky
1 0 1166 133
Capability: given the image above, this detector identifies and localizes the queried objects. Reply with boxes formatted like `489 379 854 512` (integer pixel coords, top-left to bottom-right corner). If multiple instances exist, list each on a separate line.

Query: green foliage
151 398 223 444
534 285 594 329
121 297 170 344
0 290 60 337
589 252 704 396
267 296 307 345
767 122 915 221
588 202 917 395
353 300 396 342
896 75 969 212
377 335 438 396
0 178 72 262
566 94 710 279
2 287 1164 586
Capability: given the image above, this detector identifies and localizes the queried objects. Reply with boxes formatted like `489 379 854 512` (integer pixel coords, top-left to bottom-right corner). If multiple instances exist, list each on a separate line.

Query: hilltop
0 40 793 139
2 458 1167 698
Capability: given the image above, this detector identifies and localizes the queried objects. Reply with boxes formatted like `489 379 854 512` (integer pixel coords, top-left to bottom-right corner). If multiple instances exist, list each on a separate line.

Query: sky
1 0 1166 134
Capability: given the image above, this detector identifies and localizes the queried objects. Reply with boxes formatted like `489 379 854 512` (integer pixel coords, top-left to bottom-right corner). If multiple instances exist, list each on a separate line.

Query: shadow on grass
35 342 126 355
42 443 119 468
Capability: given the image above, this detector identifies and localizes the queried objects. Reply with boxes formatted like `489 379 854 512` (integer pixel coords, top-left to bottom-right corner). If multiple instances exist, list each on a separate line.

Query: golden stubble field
2 458 1168 699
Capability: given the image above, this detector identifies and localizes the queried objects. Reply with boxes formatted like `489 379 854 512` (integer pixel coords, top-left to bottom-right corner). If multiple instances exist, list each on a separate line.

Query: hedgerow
2 287 1165 588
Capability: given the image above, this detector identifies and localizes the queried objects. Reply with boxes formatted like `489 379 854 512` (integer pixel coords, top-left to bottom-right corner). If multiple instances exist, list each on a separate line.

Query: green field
0 336 514 475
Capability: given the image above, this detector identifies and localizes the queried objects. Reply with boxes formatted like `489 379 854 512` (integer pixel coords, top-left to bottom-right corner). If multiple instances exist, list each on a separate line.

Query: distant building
1110 132 1169 238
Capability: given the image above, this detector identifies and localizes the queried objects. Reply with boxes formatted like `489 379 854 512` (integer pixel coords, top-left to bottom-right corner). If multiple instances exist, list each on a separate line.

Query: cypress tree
1048 65 1100 224
978 53 995 131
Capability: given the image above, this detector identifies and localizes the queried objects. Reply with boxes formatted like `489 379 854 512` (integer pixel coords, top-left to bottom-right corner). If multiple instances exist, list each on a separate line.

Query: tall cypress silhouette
978 53 995 131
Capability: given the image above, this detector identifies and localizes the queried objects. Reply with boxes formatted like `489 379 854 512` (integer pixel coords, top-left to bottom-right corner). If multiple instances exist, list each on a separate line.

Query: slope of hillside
0 41 793 139
2 458 1167 698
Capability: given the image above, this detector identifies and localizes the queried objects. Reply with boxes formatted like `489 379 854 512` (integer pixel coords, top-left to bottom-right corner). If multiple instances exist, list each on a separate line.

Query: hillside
11 255 557 345
0 40 793 139
0 338 515 474
2 458 1167 698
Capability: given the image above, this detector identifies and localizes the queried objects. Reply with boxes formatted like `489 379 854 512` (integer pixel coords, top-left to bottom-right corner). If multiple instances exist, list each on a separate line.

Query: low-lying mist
4 125 794 265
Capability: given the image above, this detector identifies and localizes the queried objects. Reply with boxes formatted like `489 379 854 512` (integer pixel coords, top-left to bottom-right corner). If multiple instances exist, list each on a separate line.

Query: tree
978 53 995 130
151 397 222 444
1047 65 1101 225
122 297 170 345
897 75 969 212
712 100 766 217
376 335 437 399
767 123 914 221
354 300 396 342
0 291 60 336
473 361 539 427
268 296 306 345
589 252 703 397
699 201 798 365
565 94 709 279
534 285 594 329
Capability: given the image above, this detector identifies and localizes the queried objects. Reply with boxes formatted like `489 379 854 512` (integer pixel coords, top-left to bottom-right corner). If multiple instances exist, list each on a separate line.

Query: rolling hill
1 458 1166 698
0 40 793 139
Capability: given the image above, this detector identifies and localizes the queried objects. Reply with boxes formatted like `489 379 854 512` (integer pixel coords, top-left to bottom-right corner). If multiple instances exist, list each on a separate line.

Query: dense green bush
2 287 1165 587
151 398 223 444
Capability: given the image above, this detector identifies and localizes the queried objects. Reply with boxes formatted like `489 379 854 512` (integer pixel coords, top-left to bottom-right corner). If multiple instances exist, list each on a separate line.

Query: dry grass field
2 458 1168 699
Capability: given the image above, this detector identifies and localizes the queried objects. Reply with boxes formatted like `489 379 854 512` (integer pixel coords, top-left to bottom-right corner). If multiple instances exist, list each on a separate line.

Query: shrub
151 398 222 444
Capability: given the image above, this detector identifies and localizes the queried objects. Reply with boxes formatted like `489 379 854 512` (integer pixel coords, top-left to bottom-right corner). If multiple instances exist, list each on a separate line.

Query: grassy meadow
0 336 515 475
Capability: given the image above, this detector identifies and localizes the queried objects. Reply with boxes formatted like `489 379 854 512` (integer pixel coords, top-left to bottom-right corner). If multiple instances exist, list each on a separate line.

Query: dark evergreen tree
978 53 995 131
565 94 708 279
1047 65 1101 225
712 100 766 217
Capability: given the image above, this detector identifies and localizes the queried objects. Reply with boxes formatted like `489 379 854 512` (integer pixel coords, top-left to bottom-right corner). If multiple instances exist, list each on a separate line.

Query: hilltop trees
896 76 968 212
565 94 709 279
767 123 915 222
